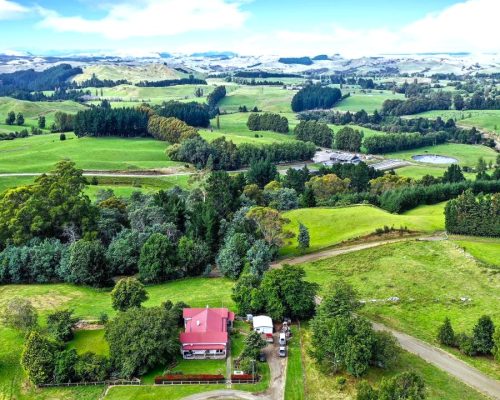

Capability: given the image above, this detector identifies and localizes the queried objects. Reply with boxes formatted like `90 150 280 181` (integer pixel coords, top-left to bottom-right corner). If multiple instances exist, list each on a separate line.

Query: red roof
182 344 226 350
180 308 233 347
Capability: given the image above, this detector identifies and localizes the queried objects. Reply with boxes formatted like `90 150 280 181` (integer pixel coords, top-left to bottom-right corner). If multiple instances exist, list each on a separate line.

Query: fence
155 379 226 385
37 379 141 388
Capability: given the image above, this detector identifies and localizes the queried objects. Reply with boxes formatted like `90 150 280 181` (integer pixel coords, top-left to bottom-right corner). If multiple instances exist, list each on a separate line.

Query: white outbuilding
252 315 273 335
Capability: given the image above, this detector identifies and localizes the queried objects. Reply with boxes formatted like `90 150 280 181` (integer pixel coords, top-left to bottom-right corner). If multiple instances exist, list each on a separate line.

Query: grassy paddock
218 86 294 113
413 110 500 136
333 91 405 113
395 165 475 180
284 326 305 400
67 329 109 356
0 133 182 173
451 236 500 267
280 203 445 256
300 240 500 380
386 143 497 168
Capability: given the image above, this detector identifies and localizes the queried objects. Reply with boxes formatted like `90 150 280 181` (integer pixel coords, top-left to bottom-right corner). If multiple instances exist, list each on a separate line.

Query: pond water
412 154 458 164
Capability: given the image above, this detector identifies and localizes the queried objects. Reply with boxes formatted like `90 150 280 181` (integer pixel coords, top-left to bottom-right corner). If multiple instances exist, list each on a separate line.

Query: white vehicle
279 346 287 357
279 332 286 345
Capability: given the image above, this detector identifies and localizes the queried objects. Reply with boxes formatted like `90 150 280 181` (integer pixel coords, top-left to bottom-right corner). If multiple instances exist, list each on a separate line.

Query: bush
437 317 455 347
456 332 476 356
59 133 66 141
111 277 149 312
1 297 38 331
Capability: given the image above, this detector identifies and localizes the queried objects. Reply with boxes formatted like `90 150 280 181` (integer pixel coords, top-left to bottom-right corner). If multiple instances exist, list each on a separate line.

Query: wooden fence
37 379 140 388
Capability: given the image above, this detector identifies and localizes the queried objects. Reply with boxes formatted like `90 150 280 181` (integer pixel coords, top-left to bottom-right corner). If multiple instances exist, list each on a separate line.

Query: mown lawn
300 240 500 380
105 385 226 400
280 203 445 256
0 277 235 400
0 133 182 173
300 325 486 400
284 326 305 400
67 329 109 356
395 165 475 180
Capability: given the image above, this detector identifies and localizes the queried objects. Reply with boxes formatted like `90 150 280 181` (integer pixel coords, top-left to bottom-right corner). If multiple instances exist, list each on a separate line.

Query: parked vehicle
279 332 286 345
258 352 266 362
265 333 274 343
279 346 287 357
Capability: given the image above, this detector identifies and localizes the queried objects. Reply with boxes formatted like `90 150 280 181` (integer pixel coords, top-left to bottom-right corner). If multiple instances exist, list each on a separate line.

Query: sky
0 0 499 57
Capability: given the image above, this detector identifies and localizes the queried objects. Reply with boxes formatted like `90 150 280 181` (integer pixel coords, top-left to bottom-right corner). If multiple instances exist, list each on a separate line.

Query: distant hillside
71 63 183 84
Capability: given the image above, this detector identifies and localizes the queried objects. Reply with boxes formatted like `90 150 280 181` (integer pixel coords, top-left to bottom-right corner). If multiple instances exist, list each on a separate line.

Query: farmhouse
329 151 361 164
180 307 235 359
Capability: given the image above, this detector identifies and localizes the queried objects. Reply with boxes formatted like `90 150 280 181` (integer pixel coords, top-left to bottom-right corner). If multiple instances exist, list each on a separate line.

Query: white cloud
0 0 29 20
37 0 249 39
234 0 500 56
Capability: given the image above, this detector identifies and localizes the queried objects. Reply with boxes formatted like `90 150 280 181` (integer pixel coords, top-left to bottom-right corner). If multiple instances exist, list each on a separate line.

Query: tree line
445 190 499 237
136 76 207 87
247 113 289 133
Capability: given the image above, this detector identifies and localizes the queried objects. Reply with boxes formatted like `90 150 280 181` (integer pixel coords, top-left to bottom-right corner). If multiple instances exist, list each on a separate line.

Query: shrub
437 317 455 347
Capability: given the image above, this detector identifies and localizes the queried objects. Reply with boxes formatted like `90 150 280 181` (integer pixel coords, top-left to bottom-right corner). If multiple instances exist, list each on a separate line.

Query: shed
252 315 273 335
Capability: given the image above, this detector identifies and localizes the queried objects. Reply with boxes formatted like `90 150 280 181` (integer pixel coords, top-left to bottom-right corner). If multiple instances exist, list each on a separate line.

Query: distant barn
329 152 361 164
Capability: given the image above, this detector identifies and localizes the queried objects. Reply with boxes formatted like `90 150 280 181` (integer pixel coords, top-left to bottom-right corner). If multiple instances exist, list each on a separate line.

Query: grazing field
451 236 500 267
280 203 446 256
299 325 486 400
333 91 405 113
0 133 183 173
0 277 235 400
200 112 297 145
0 96 86 130
300 240 500 380
71 64 184 84
414 110 500 135
386 143 497 168
395 165 475 180
218 86 294 113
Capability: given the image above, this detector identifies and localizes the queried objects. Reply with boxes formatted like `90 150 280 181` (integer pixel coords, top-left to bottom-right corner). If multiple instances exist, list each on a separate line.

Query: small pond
412 154 458 164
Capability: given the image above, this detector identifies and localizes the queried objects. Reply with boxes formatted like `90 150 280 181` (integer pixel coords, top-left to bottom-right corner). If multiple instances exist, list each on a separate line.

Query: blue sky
0 0 497 56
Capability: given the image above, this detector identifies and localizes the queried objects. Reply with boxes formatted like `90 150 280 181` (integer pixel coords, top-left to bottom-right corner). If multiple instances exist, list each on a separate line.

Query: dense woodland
291 85 343 112
247 112 289 133
136 76 207 87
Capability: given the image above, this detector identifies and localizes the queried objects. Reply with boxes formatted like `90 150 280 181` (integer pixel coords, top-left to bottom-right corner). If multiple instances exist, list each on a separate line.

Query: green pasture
386 143 497 168
451 236 500 267
280 203 446 256
67 329 109 356
333 90 405 113
218 86 294 113
301 240 500 380
0 133 183 173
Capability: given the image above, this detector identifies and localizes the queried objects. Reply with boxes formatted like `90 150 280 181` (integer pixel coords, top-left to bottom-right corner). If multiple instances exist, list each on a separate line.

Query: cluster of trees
229 78 284 86
291 85 343 112
51 112 75 133
233 71 300 79
232 265 318 320
437 316 499 359
380 179 500 213
206 85 226 108
356 372 426 400
335 126 364 152
147 115 199 143
381 92 452 116
73 105 149 137
445 190 499 237
77 73 128 88
136 76 207 87
237 330 267 374
453 93 500 110
169 136 316 170
156 101 210 127
0 64 83 98
247 113 289 133
311 281 400 377
278 57 313 65
294 120 333 147
4 111 24 126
